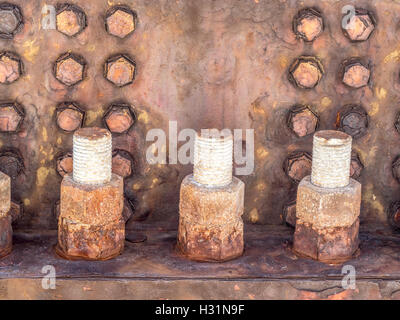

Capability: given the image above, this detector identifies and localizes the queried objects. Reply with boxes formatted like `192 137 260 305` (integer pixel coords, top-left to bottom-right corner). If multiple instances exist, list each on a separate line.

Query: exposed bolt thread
73 127 112 185
311 130 352 188
193 132 233 187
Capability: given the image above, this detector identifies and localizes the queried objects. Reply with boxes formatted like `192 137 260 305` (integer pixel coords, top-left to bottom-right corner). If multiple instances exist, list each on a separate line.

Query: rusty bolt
0 51 23 84
350 152 364 179
341 58 370 89
388 201 400 229
122 195 135 223
55 102 85 133
293 8 323 42
342 8 375 42
104 54 136 87
287 104 319 138
56 3 87 37
283 151 312 183
56 151 72 177
288 56 323 89
0 101 24 133
112 149 134 178
106 5 136 39
336 104 369 139
103 102 136 134
0 149 23 179
283 200 296 227
54 52 86 87
0 2 23 39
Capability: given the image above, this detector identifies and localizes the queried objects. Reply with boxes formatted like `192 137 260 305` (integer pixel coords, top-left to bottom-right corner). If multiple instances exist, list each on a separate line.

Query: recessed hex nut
112 149 134 178
54 52 86 87
289 56 323 89
287 104 319 137
56 151 72 177
342 8 375 42
106 5 136 39
283 151 312 183
293 8 323 42
56 3 87 37
56 102 85 133
104 54 136 87
350 152 363 179
0 51 23 84
0 101 24 133
337 104 369 139
0 149 23 179
0 2 23 39
388 201 400 229
103 102 136 134
341 58 370 89
283 200 296 227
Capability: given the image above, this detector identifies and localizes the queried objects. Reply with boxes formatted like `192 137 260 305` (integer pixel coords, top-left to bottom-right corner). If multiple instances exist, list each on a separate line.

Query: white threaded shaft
73 127 112 185
311 130 352 188
193 131 233 187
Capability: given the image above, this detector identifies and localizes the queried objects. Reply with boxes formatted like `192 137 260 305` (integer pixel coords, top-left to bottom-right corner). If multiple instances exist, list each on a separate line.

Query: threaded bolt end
72 127 112 185
311 130 352 188
193 131 233 187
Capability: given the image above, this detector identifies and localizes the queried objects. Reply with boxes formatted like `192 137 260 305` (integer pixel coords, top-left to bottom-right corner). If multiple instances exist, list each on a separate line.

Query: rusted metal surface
0 0 398 229
0 224 399 299
177 175 244 262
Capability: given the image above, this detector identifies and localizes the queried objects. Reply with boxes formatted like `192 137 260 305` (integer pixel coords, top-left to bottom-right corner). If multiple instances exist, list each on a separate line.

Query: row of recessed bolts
0 3 137 39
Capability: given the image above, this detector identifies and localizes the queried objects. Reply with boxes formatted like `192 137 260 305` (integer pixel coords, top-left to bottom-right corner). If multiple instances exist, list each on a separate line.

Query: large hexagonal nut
0 101 24 133
293 8 323 42
104 54 136 87
103 103 136 134
54 52 86 87
289 56 323 89
336 104 369 139
56 3 87 37
287 104 319 138
0 3 23 39
106 5 136 39
283 151 312 183
0 51 23 84
0 149 24 179
56 102 85 133
112 149 134 178
341 58 370 89
56 151 72 177
342 8 375 42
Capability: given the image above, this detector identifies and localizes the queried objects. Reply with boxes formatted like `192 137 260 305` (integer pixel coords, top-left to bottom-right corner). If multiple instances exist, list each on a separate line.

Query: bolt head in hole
56 151 73 177
103 102 136 134
0 2 23 39
0 149 24 179
289 56 323 89
106 5 136 39
293 7 323 42
0 51 23 84
0 101 24 133
342 8 375 42
283 151 312 183
287 104 319 138
56 3 87 37
336 104 369 139
54 52 86 87
56 102 85 133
